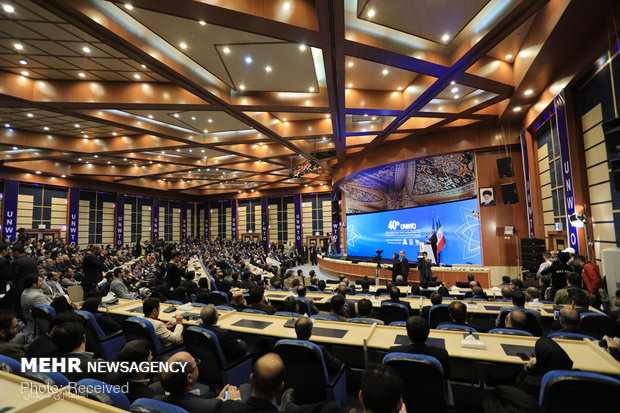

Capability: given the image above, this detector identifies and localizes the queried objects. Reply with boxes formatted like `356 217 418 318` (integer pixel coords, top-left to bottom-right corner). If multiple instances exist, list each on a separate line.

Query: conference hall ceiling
0 0 608 197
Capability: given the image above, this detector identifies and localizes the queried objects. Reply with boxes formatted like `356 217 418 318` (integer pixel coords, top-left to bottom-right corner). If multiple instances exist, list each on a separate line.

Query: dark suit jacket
12 256 38 280
429 234 438 257
123 380 162 403
165 263 184 290
205 325 247 361
248 302 276 315
388 342 450 378
318 344 344 378
421 305 432 321
155 392 222 413
61 353 113 383
82 253 104 287
219 396 277 413
26 334 58 358
400 257 410 277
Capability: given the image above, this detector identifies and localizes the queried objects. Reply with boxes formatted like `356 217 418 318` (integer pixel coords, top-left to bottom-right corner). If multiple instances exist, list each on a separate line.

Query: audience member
553 272 586 305
505 310 527 332
247 286 276 315
143 298 184 344
0 309 25 359
356 365 404 413
357 298 382 324
200 304 248 360
385 286 412 315
294 317 344 377
444 301 468 327
115 339 163 402
421 292 442 320
296 285 319 315
318 294 348 321
515 337 572 394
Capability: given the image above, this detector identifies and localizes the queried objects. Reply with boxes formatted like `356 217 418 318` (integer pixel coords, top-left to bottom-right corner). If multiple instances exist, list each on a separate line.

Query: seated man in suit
155 351 241 412
294 317 344 377
318 293 349 322
200 304 248 360
421 292 442 321
334 284 357 318
51 321 112 383
0 309 25 359
525 287 540 302
384 286 413 316
356 365 404 413
115 339 163 403
555 308 585 335
296 285 319 315
143 298 184 345
495 289 526 327
181 271 198 297
230 290 247 312
505 309 528 332
357 298 382 324
394 275 408 287
388 316 450 377
247 285 276 315
500 286 513 300
441 301 468 327
360 278 372 294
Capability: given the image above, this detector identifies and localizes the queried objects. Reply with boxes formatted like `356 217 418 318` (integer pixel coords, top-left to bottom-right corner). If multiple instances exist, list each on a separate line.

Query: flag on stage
437 218 445 253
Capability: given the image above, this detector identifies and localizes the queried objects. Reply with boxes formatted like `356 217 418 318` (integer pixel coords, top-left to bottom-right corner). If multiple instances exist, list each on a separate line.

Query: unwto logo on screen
388 220 417 230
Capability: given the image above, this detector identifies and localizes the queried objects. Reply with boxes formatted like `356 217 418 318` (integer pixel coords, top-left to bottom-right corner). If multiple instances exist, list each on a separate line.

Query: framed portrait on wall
479 187 495 206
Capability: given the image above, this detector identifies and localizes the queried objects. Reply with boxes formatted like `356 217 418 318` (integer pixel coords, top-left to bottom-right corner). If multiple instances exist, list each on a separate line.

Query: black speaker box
496 157 514 178
521 245 545 254
500 182 518 204
521 238 545 246
522 253 543 262
603 117 620 154
610 159 620 192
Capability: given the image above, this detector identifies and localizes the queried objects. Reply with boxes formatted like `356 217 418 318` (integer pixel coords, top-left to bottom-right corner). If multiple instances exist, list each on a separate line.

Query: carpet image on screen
346 198 481 265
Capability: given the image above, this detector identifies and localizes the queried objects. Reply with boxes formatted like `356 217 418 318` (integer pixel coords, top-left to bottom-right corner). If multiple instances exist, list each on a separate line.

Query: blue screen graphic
346 198 482 265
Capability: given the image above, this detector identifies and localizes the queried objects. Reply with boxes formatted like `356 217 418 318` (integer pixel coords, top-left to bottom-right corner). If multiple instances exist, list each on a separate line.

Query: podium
419 243 437 264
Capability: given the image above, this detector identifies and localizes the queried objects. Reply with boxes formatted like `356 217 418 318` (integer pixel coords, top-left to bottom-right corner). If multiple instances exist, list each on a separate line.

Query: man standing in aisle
82 245 105 295
399 250 410 281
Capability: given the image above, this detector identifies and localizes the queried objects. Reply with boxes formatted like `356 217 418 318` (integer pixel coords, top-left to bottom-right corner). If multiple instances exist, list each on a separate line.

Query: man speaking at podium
428 229 438 263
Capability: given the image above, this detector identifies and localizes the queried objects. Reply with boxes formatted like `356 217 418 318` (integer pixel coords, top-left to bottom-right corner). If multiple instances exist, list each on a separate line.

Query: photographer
418 251 434 283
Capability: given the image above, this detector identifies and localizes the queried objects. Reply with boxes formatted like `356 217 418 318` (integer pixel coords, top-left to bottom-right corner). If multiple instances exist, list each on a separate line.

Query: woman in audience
515 337 573 393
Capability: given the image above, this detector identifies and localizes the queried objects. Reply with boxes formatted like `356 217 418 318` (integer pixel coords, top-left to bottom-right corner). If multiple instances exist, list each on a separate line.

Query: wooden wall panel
475 149 529 268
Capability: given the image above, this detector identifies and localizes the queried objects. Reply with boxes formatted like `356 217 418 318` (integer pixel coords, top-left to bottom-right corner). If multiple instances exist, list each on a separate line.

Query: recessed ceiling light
347 83 353 88
382 69 388 75
441 34 450 42
282 118 287 122
107 161 111 164
4 123 9 128
43 126 49 131
524 89 533 96
82 46 91 53
505 54 513 60
148 114 153 119
141 64 147 69
367 9 375 17
11 146 16 149
450 81 456 85
265 66 272 72
208 118 213 123
94 154 98 158
372 116 377 120
222 47 230 54
203 129 208 133
133 73 140 80
74 124 80 128
13 43 23 50
176 148 181 152
245 56 253 64
309 87 315 92
123 158 127 161
179 42 188 49
201 149 205 153
35 170 41 174
78 72 86 78
191 116 196 120
454 95 459 99
26 113 33 118
199 20 206 25
20 70 28 76
173 113 179 118
451 87 459 93
124 3 133 10
299 44 307 51
239 84 246 90
112 132 117 136
19 59 27 65
364 114 368 117
61 175 66 178
513 106 522 112
3 4 15 13
347 61 354 67
78 158 83 161
397 86 403 91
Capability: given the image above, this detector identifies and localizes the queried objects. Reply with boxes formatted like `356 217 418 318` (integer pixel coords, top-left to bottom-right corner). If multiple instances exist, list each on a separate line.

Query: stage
318 255 491 288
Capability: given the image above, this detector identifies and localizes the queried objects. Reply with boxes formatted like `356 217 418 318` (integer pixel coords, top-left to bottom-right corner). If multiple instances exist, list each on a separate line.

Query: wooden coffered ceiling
0 0 614 198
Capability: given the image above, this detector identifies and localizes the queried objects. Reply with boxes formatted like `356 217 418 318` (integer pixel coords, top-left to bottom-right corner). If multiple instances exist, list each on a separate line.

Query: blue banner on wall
346 198 481 265
294 194 302 254
67 187 79 246
152 198 159 240
181 202 187 243
331 191 340 253
520 132 535 238
554 91 579 253
231 199 237 240
115 194 124 248
204 202 209 241
261 197 268 251
2 180 18 242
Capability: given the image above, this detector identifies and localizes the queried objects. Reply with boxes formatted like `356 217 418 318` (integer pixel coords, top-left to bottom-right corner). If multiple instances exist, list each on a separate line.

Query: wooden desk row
263 290 575 318
101 298 620 376
325 284 503 298
0 371 126 413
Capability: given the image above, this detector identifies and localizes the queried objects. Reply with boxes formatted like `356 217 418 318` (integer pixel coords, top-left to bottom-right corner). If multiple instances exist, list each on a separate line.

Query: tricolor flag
437 218 445 254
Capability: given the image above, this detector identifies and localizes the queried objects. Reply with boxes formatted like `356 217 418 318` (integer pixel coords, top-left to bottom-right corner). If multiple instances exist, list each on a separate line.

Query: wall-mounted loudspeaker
496 157 514 178
500 183 518 204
